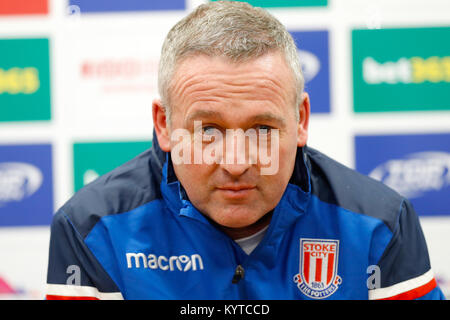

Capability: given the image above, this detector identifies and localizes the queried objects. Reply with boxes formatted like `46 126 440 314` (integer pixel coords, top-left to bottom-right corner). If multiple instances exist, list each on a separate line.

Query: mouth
215 185 257 200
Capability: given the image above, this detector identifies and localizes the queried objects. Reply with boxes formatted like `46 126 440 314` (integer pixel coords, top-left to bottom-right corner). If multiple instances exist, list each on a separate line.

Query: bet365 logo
0 38 51 122
353 27 450 112
362 56 450 84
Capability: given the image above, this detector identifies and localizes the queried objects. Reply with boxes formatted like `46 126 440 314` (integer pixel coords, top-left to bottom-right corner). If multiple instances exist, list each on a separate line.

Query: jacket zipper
232 265 245 284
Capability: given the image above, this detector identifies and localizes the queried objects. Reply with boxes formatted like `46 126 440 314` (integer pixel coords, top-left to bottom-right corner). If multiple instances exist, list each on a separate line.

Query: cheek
274 136 298 171
258 142 297 194
172 163 214 198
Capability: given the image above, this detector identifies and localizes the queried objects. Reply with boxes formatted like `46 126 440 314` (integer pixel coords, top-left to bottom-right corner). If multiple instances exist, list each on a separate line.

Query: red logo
293 238 342 299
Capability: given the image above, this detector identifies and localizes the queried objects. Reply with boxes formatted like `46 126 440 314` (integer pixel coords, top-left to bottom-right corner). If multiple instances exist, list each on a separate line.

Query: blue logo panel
290 30 330 113
0 144 54 226
355 133 450 216
69 0 186 13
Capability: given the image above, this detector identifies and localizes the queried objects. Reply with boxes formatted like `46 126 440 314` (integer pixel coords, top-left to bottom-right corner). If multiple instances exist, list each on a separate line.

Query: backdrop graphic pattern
0 0 449 299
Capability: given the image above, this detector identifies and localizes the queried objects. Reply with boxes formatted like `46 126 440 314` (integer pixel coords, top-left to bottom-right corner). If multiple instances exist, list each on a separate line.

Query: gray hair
158 1 304 120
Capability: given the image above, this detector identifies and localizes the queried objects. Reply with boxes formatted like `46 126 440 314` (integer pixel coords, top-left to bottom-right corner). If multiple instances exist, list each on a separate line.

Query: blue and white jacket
46 138 445 300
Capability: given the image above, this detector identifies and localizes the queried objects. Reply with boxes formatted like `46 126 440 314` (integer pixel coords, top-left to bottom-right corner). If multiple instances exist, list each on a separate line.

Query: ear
297 92 310 147
152 99 171 152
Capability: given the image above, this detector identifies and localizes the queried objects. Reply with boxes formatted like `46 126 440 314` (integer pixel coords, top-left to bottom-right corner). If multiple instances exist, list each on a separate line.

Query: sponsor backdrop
0 0 449 299
73 141 151 192
352 27 450 113
0 38 51 122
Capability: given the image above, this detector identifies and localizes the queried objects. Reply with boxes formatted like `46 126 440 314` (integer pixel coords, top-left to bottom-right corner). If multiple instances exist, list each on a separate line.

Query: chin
210 207 263 229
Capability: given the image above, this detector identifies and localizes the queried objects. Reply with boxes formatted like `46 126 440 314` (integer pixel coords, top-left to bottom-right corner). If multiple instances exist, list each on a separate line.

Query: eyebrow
251 112 286 128
185 109 286 128
185 110 224 125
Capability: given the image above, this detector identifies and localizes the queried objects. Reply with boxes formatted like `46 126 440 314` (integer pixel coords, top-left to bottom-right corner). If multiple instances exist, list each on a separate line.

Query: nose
219 129 255 177
220 162 251 177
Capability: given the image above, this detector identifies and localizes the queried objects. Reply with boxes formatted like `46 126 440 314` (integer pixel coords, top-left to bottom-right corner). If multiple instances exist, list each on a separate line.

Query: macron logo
126 252 204 272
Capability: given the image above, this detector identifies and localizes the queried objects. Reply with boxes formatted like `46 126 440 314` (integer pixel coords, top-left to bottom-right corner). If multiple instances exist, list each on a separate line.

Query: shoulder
56 147 164 238
305 146 405 231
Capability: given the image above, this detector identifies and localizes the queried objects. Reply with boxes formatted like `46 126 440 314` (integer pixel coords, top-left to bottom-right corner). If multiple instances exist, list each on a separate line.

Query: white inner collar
234 224 269 255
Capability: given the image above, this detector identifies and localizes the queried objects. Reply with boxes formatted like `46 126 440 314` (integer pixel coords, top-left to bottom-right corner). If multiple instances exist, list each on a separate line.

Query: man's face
154 51 309 229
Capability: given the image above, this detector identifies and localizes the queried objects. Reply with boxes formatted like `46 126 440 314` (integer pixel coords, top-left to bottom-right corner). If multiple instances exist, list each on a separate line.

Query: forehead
169 51 297 120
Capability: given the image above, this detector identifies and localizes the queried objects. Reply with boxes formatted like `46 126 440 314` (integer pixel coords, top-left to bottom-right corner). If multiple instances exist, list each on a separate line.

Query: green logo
352 27 450 112
0 38 51 122
210 0 327 8
73 140 152 192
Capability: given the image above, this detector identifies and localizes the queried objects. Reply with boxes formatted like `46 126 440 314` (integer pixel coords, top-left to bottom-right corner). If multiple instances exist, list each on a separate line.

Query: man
46 1 445 300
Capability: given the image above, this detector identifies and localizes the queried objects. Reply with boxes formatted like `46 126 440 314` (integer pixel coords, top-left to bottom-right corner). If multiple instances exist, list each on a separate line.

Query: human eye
200 125 223 143
255 125 273 135
202 125 220 136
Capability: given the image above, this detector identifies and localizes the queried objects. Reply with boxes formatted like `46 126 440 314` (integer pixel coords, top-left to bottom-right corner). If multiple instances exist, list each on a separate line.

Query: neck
217 210 273 240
